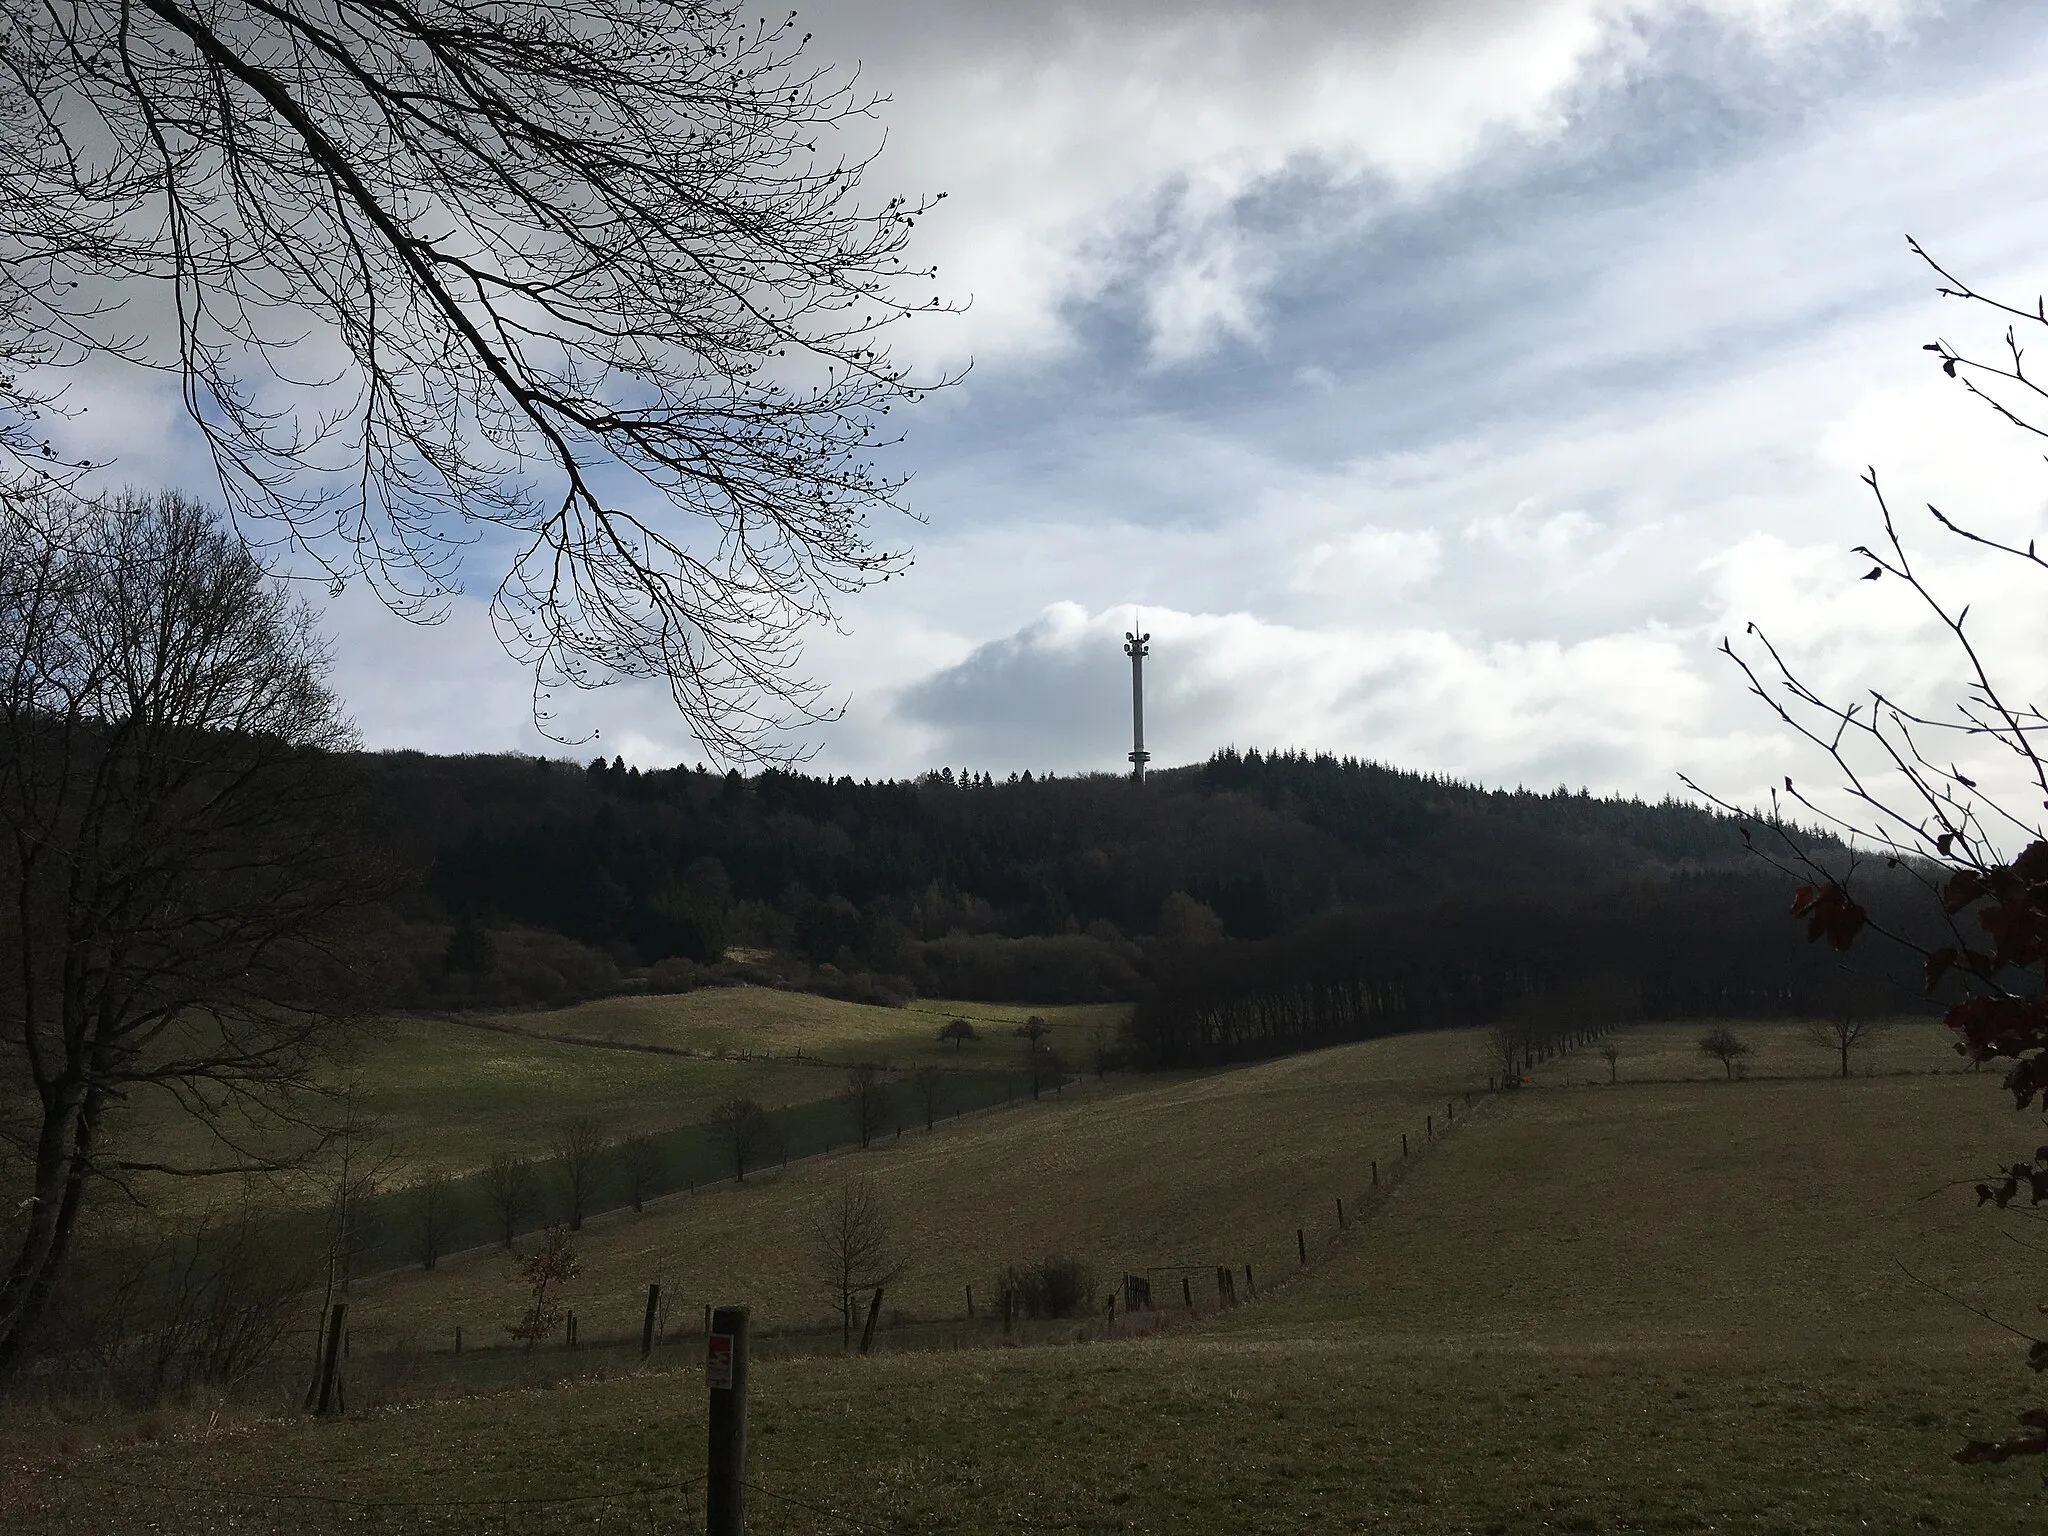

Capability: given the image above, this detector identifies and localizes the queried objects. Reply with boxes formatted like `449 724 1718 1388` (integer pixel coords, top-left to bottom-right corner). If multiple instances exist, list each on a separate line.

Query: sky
58 0 2048 808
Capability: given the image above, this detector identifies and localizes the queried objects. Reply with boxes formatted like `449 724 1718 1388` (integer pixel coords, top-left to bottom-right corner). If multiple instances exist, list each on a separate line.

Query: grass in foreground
21 1017 2048 1533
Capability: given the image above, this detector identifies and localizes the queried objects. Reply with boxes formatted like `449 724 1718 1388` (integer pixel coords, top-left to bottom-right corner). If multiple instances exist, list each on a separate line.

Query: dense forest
360 746 1904 1035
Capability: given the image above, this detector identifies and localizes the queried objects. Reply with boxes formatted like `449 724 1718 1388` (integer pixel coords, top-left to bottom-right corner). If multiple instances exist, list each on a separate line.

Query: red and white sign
706 1332 734 1389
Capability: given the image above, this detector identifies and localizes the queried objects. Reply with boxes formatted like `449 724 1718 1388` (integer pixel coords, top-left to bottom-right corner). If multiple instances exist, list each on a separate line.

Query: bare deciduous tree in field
622 1132 662 1214
481 1153 539 1250
937 1018 978 1052
554 1116 606 1232
411 1169 453 1272
1599 1040 1620 1084
842 1062 892 1149
1805 1012 1891 1079
708 1095 774 1183
1489 1021 1531 1086
0 488 386 1376
911 1064 945 1131
1691 241 2048 1464
1697 1028 1751 1081
808 1177 904 1351
0 0 952 755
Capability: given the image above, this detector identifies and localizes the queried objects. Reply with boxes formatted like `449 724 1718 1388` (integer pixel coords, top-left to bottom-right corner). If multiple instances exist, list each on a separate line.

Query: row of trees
1128 874 1931 1071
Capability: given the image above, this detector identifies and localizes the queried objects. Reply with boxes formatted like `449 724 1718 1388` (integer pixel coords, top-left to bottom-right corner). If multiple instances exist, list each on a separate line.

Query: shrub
997 1256 1096 1320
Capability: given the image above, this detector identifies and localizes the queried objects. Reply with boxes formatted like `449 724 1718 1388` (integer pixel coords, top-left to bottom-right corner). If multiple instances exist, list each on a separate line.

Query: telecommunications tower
1124 621 1151 782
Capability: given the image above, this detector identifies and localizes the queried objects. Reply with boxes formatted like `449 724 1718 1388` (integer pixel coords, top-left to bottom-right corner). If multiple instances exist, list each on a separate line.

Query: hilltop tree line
368 745 1782 1007
1130 871 1930 1070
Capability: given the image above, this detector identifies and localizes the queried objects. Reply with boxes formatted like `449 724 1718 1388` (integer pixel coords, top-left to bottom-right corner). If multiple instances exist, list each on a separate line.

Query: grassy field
543 989 1124 1067
106 988 1122 1190
1551 1014 1965 1086
19 1015 2048 1533
342 1022 1495 1348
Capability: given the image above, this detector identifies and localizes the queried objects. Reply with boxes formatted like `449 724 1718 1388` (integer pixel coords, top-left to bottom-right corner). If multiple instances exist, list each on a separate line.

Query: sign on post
706 1306 749 1536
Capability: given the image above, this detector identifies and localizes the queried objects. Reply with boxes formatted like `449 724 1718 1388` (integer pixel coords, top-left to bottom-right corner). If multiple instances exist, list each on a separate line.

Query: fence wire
39 1466 706 1534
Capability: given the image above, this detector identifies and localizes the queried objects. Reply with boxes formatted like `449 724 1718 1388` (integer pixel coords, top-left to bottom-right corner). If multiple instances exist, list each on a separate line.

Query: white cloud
1293 526 1442 595
824 0 1932 370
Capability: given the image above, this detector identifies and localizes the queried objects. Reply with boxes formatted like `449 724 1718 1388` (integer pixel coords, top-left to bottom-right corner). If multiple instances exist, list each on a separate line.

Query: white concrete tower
1124 621 1151 781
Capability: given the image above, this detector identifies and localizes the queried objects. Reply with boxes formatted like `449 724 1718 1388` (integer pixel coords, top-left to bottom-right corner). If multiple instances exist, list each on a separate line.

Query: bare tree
1089 1023 1116 1080
411 1169 453 1272
910 1065 946 1132
1691 242 2048 1465
707 1096 774 1184
1804 1012 1890 1079
0 488 387 1376
150 1194 322 1403
506 1227 580 1352
309 1087 394 1317
622 1132 662 1214
553 1117 606 1232
1598 1039 1621 1085
937 1018 978 1052
481 1154 538 1250
842 1063 892 1149
807 1178 905 1351
1489 1022 1531 1086
1698 1028 1751 1081
1 1 953 754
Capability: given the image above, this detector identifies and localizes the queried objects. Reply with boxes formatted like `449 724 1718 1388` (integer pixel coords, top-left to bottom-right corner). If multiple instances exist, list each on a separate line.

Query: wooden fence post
1244 1263 1256 1298
642 1284 661 1358
1371 1159 1378 1187
1426 1115 1433 1140
860 1288 885 1355
966 1284 975 1318
314 1302 347 1416
706 1306 749 1536
703 1302 712 1339
454 1324 462 1354
1336 1196 1345 1228
1296 1228 1307 1267
1401 1133 1408 1158
1182 1275 1193 1310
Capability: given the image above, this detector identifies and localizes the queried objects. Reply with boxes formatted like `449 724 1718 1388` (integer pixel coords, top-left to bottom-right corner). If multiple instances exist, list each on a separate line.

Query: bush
806 969 915 1008
997 1255 1096 1320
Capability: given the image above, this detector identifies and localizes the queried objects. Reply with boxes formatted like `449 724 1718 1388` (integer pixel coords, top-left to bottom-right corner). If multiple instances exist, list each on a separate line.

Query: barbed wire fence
30 1467 710 1534
16 1046 1610 1536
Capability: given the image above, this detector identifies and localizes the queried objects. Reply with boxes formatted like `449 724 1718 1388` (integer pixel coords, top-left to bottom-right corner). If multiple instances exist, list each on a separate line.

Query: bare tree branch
0 0 958 757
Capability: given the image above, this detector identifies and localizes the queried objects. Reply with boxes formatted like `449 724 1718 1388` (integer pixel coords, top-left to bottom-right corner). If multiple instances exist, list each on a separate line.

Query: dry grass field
18 1015 2048 1534
344 1024 1495 1348
1547 1015 1965 1087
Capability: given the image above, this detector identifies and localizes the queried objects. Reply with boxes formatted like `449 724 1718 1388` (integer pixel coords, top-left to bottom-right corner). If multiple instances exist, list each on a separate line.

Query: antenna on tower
1123 616 1151 783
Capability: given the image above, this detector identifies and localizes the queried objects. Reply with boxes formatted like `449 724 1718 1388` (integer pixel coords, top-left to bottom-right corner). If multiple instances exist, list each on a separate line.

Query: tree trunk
0 1080 98 1375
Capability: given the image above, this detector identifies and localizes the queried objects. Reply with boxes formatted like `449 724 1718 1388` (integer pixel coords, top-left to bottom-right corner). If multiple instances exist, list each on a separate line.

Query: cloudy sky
80 1 2048 803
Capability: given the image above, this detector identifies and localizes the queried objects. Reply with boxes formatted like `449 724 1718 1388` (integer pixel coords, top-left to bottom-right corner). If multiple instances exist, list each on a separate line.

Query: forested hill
362 746 1797 1007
